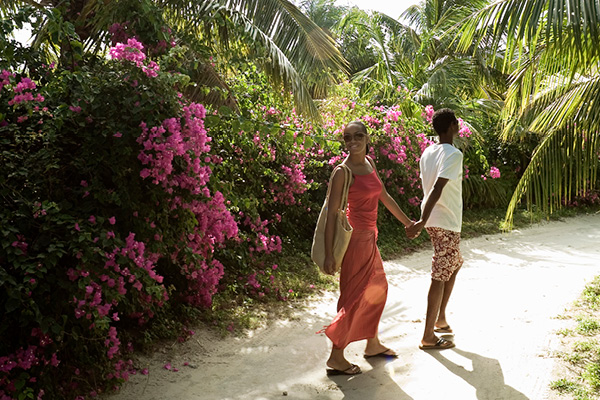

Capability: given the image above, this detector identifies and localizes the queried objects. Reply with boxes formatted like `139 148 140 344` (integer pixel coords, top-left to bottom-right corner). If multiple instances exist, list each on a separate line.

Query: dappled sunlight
385 261 430 279
364 283 387 305
239 345 271 355
466 249 523 267
103 214 600 399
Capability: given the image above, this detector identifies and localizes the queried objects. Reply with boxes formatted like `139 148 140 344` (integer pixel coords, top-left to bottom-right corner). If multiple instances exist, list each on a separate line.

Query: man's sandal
419 337 455 350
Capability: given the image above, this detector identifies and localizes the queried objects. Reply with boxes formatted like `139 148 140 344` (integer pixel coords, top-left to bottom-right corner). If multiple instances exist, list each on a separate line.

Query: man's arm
406 177 449 238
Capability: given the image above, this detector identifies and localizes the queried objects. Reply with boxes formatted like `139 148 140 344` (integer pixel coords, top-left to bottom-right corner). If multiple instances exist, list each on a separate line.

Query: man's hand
406 220 425 239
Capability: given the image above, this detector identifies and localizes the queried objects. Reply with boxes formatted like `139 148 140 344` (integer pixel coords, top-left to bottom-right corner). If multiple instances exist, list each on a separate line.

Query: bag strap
338 164 351 213
325 164 352 213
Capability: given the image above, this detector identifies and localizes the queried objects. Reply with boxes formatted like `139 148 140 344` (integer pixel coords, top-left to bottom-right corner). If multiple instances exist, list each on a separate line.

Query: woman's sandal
326 363 362 376
363 348 398 359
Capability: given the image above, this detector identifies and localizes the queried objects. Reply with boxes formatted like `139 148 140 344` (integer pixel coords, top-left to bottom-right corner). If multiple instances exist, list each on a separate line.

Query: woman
323 121 414 375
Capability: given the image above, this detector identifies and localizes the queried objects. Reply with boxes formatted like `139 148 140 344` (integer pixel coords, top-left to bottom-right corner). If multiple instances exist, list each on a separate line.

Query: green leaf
5 296 21 313
218 105 232 116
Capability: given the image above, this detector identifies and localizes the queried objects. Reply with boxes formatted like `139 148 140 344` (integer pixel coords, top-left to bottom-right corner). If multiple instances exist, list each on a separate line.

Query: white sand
106 212 600 400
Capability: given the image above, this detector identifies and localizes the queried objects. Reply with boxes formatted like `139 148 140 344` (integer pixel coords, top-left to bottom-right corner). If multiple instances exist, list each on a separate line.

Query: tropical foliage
1 0 346 121
457 0 600 226
1 0 600 399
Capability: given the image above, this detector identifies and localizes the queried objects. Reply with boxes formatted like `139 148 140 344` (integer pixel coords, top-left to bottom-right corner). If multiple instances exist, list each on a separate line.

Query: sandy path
107 212 600 400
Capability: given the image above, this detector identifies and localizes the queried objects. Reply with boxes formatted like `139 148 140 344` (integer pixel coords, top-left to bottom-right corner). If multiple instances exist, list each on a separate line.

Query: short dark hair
432 108 457 135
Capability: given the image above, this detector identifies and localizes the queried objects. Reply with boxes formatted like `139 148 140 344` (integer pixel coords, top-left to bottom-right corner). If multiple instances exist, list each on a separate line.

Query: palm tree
0 0 347 121
331 0 505 112
457 0 600 227
335 8 408 101
297 0 352 98
399 0 503 108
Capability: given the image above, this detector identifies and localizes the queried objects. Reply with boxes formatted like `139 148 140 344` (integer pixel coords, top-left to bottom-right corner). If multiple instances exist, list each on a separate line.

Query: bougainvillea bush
0 33 244 398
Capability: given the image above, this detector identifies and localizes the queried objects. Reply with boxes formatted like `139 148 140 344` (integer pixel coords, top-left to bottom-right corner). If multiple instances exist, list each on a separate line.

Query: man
407 108 463 350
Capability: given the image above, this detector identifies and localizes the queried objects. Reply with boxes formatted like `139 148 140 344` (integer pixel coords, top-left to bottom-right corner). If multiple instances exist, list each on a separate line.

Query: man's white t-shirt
419 143 463 232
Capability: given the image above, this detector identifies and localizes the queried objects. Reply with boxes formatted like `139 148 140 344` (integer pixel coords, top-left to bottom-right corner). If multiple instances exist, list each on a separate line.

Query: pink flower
421 105 435 123
69 105 82 113
408 197 421 207
88 215 96 224
141 368 149 375
490 166 501 179
109 38 146 63
114 131 122 137
108 216 116 225
50 353 60 367
13 77 36 93
11 235 28 254
458 118 472 138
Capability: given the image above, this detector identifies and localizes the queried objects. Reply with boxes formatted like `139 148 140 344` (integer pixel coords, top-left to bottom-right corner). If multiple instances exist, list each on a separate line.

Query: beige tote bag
311 164 353 274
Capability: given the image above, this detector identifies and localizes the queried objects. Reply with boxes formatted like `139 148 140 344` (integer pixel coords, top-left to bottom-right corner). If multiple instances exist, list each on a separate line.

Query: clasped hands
405 220 425 239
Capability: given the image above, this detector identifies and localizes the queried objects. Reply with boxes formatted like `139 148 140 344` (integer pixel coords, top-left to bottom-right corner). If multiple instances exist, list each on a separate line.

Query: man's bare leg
421 279 445 346
435 266 461 330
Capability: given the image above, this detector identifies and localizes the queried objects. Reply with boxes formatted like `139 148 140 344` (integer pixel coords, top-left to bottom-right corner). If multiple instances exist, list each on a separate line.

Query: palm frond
157 0 349 122
504 124 600 228
458 0 600 70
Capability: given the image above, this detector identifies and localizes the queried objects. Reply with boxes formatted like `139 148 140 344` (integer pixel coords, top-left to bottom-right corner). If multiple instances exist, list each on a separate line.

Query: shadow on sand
327 356 414 400
426 347 529 400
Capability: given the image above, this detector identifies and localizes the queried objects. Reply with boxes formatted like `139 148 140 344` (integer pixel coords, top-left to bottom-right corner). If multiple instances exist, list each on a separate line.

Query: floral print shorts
426 227 463 282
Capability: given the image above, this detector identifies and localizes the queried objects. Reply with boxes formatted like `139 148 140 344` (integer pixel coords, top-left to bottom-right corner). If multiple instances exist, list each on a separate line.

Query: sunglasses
343 132 367 142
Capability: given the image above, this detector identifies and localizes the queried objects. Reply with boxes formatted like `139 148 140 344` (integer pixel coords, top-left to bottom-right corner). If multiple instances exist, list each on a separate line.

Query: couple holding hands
321 108 463 376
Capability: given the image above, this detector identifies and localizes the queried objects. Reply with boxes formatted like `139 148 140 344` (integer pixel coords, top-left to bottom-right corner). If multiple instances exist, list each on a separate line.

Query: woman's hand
406 220 424 239
323 254 337 275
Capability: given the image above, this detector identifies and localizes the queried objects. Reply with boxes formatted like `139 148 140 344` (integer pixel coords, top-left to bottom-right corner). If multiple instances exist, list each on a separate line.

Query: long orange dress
325 169 388 349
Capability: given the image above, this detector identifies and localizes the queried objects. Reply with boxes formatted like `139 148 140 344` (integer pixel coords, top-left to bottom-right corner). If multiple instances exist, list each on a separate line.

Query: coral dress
325 170 388 349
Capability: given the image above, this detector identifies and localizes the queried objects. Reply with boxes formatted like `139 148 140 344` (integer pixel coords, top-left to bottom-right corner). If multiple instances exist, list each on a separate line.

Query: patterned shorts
426 227 463 282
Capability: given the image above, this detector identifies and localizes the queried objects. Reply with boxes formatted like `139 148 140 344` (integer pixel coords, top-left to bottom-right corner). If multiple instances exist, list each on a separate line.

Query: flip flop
326 363 362 376
434 326 453 334
363 348 399 359
419 337 455 350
